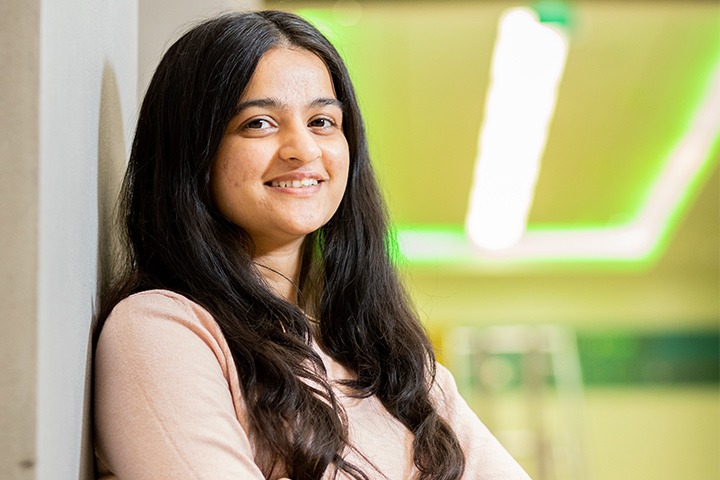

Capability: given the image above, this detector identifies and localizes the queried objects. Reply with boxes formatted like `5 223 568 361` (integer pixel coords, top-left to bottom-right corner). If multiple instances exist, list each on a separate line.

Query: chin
285 215 333 236
290 224 326 237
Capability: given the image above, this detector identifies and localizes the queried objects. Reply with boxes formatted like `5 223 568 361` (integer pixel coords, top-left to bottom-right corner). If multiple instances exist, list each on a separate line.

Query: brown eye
245 119 270 129
309 118 335 128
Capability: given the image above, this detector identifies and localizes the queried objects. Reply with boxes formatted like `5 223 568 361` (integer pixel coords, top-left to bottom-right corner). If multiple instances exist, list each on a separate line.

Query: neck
253 237 305 304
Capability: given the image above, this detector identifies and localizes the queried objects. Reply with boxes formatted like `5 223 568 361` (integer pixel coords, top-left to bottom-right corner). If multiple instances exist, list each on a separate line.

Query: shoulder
428 362 483 438
94 291 260 478
108 289 210 324
430 363 532 479
104 289 222 339
98 289 232 370
430 362 463 405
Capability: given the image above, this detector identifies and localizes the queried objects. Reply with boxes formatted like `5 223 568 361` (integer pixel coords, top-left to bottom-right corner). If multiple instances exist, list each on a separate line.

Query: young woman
93 10 530 480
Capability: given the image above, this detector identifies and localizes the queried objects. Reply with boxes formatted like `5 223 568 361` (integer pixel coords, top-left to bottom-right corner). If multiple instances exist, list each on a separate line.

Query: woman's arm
94 291 272 480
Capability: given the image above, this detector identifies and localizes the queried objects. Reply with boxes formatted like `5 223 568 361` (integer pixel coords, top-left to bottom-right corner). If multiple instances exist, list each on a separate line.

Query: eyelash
309 117 337 128
242 116 338 131
244 118 272 130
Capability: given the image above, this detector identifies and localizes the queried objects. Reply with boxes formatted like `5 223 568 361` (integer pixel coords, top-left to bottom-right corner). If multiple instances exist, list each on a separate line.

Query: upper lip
265 172 325 184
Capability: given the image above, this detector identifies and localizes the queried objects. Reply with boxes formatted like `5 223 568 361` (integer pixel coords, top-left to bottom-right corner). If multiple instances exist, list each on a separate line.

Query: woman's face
211 47 350 250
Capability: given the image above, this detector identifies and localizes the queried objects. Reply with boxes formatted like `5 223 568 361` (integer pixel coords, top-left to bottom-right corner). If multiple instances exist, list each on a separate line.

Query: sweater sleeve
93 291 270 480
432 364 532 480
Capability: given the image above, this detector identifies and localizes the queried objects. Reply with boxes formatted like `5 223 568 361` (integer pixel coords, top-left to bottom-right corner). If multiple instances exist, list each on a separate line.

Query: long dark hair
100 10 464 480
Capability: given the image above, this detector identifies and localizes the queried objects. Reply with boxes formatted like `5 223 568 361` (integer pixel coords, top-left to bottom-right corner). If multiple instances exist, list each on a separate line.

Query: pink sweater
94 290 531 479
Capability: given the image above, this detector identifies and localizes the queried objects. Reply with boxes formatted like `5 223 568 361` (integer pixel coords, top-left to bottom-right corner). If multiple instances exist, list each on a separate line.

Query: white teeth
270 179 319 188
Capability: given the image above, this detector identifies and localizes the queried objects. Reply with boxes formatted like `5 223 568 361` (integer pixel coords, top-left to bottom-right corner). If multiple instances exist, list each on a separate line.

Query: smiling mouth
268 179 320 188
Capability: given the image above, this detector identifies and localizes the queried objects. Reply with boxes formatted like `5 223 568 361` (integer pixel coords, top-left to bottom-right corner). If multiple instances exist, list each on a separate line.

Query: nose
278 124 321 163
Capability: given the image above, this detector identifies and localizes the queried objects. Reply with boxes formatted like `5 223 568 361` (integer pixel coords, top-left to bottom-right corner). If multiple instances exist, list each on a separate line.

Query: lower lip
265 182 322 195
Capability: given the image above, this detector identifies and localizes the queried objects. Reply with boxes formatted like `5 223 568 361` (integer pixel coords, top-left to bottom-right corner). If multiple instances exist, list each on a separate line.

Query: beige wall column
0 0 41 479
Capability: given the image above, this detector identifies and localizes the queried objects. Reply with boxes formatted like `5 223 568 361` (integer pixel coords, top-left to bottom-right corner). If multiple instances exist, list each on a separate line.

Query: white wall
36 0 137 478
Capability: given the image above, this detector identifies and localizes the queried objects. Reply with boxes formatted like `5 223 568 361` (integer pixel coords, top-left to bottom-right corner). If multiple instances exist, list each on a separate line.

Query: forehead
240 47 337 103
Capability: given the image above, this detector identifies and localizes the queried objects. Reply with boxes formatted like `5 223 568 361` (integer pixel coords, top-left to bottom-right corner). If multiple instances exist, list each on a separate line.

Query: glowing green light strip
397 65 720 267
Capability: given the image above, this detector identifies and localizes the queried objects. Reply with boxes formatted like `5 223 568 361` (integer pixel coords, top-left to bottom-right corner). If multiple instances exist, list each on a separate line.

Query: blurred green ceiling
268 1 719 266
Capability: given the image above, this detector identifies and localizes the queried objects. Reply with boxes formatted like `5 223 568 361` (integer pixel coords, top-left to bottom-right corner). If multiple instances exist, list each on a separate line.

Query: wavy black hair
99 10 464 480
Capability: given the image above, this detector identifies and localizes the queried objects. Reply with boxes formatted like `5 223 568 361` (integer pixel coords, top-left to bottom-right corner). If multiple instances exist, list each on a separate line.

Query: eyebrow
233 97 344 116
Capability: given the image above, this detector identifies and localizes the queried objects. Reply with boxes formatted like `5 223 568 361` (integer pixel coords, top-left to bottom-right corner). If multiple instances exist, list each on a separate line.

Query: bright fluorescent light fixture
465 7 569 251
398 65 720 265
497 66 720 261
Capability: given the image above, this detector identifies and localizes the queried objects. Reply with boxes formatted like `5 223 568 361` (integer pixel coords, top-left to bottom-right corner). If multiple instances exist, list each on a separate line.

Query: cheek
213 156 233 187
328 139 350 182
339 151 350 193
214 151 262 192
337 166 349 199
210 158 248 216
330 158 350 211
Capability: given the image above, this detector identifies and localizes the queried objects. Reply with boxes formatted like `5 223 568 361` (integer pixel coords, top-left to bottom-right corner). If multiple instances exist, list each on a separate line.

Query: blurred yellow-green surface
266 1 719 478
